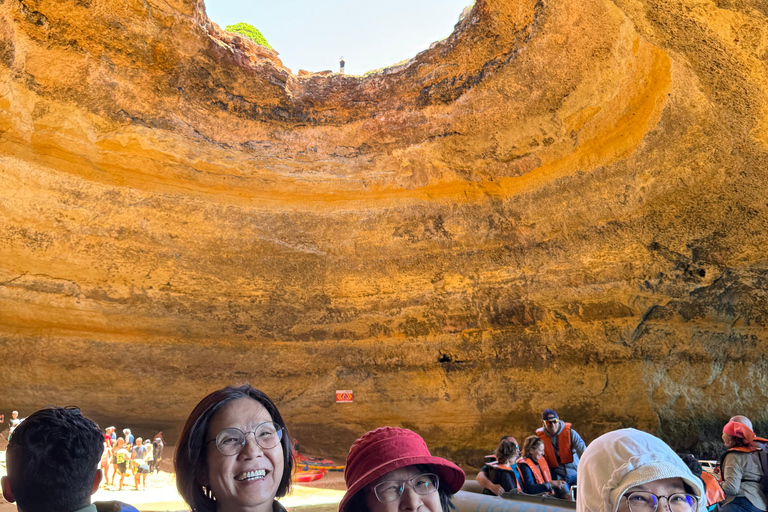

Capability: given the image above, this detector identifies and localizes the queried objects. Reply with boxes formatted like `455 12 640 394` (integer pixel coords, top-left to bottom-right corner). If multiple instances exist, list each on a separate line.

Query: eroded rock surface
2 0 768 461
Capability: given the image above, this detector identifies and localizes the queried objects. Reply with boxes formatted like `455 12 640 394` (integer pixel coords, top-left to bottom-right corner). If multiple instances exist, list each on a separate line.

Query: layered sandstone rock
1 0 768 461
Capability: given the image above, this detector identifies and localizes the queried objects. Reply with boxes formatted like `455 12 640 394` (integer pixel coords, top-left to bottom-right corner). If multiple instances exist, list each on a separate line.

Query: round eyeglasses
207 422 284 456
624 491 699 512
373 473 440 503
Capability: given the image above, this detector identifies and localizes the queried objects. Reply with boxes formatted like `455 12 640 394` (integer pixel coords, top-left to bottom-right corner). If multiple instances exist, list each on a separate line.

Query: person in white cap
576 428 706 512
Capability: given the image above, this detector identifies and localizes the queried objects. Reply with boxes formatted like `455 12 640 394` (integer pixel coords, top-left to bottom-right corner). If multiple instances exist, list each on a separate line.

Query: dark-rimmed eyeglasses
206 422 283 456
373 473 440 503
624 491 698 512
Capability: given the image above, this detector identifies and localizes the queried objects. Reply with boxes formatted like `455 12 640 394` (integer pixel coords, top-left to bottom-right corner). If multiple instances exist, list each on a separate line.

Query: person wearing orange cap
718 420 767 512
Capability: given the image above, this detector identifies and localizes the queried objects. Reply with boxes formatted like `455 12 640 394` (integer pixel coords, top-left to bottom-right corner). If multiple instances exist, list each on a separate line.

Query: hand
551 480 566 490
492 483 504 496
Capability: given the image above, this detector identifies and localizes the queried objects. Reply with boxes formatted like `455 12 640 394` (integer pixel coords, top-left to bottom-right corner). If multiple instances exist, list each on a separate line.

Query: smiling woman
174 384 294 512
203 0 473 75
577 429 706 512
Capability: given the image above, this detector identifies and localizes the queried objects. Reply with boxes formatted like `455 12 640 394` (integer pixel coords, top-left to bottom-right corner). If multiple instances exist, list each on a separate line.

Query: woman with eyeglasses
338 427 465 512
175 384 293 512
577 429 705 512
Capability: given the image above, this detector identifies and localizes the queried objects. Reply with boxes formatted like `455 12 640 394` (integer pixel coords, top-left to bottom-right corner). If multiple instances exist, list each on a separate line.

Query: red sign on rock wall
336 390 354 403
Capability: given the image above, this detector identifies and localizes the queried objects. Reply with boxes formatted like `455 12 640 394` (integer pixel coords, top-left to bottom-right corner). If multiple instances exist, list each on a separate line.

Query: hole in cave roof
203 0 475 76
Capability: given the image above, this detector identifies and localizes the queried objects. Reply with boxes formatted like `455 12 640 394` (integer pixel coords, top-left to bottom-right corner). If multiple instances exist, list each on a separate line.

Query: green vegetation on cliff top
225 23 272 50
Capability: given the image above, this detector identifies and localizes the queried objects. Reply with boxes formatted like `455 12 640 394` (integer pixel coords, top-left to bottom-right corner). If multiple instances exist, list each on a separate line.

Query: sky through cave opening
203 0 474 76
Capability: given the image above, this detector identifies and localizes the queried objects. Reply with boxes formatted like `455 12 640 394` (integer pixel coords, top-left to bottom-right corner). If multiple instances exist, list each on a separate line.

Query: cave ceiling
1 0 768 459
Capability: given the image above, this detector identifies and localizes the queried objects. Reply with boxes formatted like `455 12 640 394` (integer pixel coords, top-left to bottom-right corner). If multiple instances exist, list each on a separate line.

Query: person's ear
2 476 16 503
91 469 103 495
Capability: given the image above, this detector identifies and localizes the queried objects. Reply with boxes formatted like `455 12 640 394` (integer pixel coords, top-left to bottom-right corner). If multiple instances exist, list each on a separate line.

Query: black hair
174 384 293 512
679 453 703 477
346 463 456 512
494 439 518 465
6 406 103 512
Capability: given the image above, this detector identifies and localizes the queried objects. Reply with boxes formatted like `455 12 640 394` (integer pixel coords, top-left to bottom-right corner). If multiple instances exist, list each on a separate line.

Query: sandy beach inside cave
0 450 346 512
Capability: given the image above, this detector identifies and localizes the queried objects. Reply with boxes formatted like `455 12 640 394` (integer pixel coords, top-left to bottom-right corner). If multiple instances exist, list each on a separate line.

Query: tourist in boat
679 454 724 506
338 426 465 512
577 428 705 512
175 384 294 512
477 437 524 495
718 420 767 512
518 435 571 499
537 408 586 486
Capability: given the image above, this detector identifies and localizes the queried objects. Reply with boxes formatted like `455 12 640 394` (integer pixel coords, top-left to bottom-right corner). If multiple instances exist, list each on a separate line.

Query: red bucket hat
339 427 465 512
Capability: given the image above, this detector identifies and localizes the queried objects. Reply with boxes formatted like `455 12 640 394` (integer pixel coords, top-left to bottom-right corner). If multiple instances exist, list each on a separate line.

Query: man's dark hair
174 384 294 512
6 406 103 512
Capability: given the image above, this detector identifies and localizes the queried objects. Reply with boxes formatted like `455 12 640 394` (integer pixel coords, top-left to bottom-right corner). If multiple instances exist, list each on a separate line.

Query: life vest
518 456 552 485
717 446 761 483
700 471 725 506
536 422 574 467
486 461 523 492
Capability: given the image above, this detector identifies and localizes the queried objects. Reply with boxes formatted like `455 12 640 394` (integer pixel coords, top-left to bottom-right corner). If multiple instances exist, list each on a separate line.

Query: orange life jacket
718 446 761 483
700 471 725 505
518 456 552 485
536 422 574 468
491 462 523 492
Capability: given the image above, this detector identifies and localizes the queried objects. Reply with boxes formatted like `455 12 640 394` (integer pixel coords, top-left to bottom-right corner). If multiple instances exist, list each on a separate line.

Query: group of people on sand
99 425 165 491
1 384 766 512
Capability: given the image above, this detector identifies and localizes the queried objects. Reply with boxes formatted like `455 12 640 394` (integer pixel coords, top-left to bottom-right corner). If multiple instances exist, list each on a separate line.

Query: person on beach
100 438 113 490
1 406 139 512
132 437 150 490
175 384 294 512
113 438 131 490
338 426 465 512
8 410 21 439
144 438 154 477
577 428 705 512
151 432 165 473
123 428 134 447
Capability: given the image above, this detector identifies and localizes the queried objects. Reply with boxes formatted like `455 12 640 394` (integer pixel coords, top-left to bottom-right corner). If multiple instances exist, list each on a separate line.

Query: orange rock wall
1 0 768 461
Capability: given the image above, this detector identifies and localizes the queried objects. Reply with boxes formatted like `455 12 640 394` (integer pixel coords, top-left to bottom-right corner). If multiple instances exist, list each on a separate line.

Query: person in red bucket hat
339 427 465 512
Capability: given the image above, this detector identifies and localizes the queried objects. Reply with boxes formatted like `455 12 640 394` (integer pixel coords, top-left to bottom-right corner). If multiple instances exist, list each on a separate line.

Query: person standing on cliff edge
536 409 587 486
340 56 345 74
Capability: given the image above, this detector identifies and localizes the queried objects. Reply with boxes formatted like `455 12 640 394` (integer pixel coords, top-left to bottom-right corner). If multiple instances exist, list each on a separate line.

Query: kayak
294 470 326 483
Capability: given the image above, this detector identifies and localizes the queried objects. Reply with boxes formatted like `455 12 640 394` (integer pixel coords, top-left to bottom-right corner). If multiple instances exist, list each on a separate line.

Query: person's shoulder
94 501 141 512
273 500 289 512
